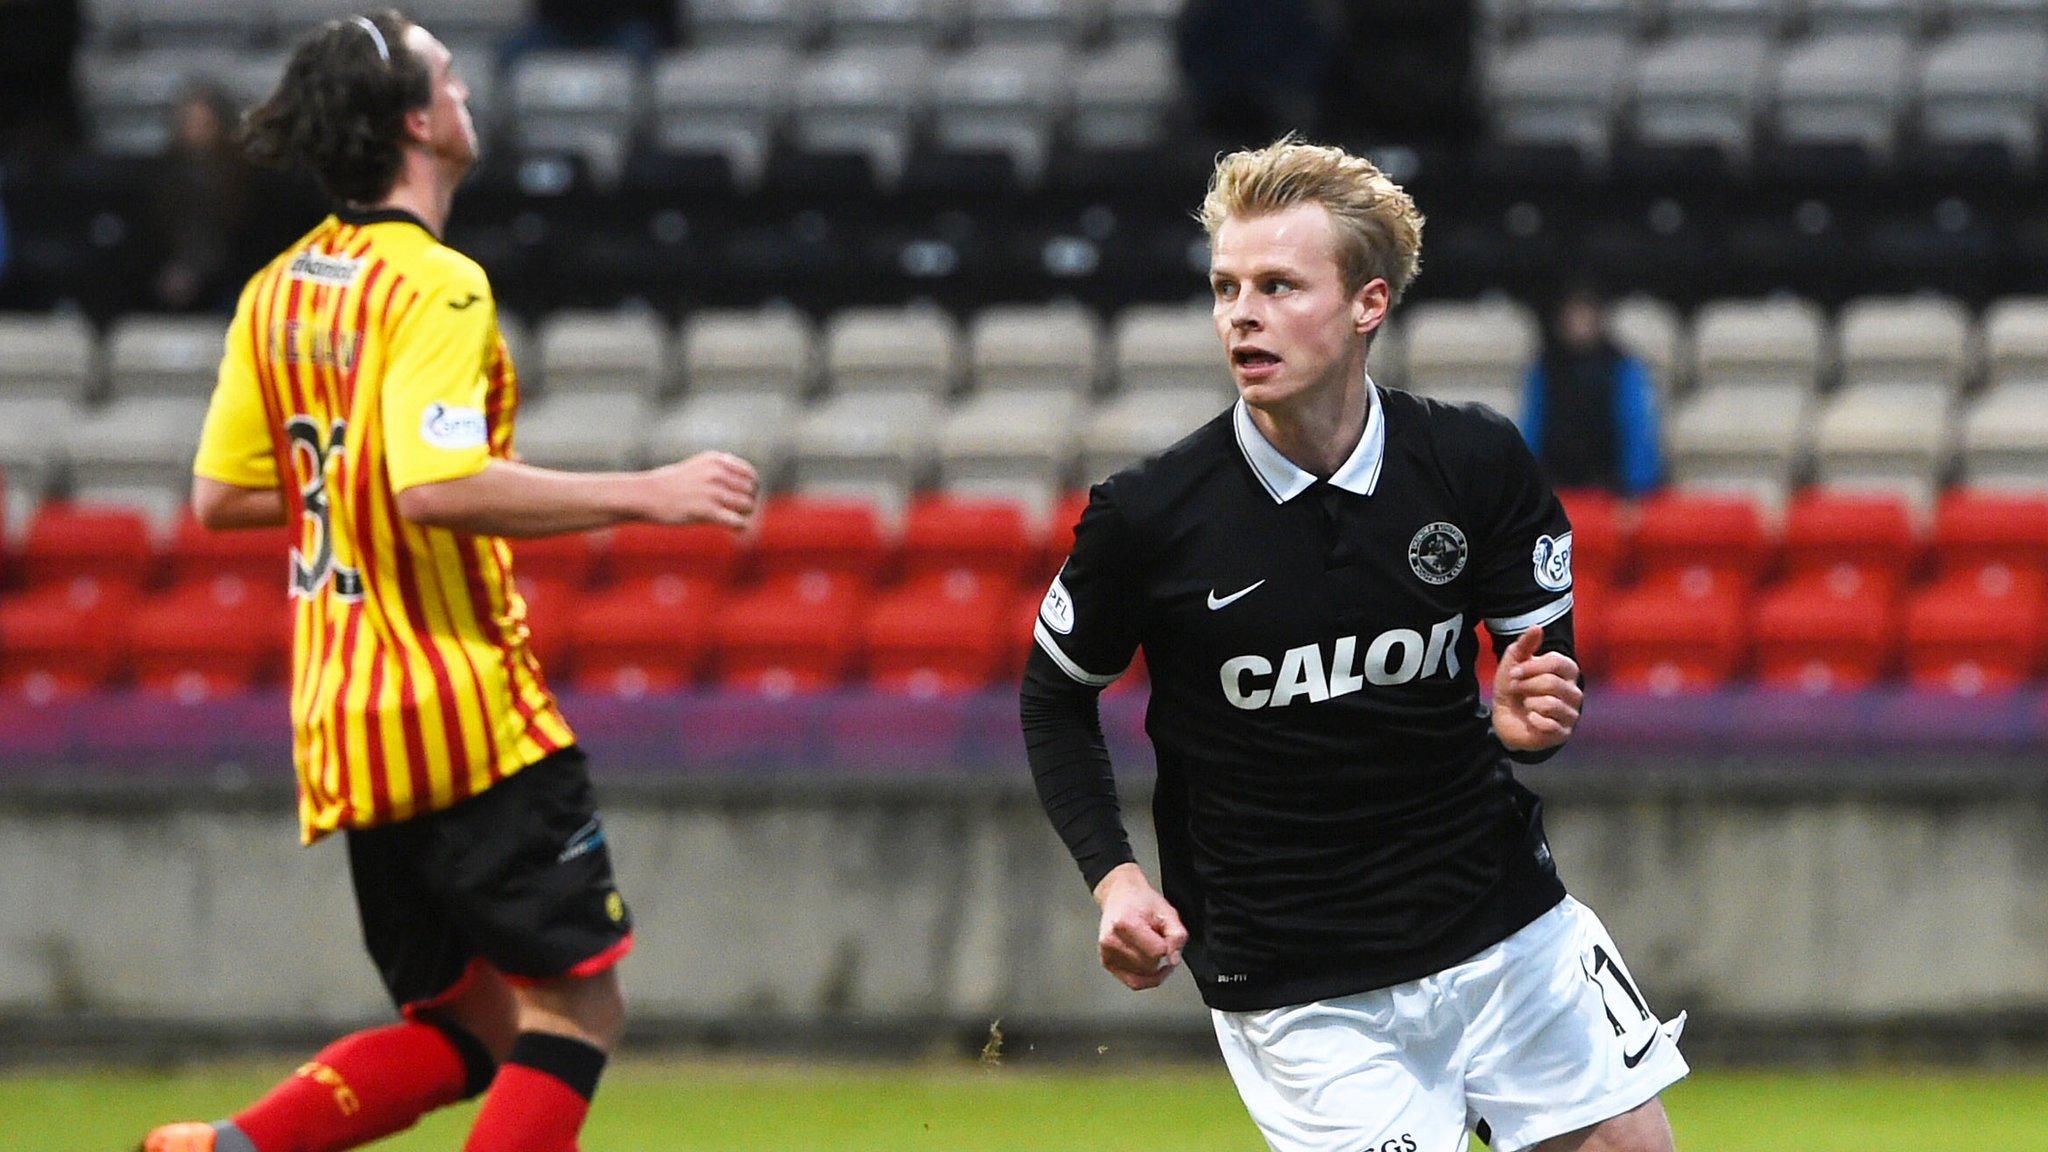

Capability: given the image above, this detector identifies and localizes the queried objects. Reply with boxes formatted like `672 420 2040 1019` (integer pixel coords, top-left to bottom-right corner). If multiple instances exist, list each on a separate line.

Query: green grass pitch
5 1058 2043 1150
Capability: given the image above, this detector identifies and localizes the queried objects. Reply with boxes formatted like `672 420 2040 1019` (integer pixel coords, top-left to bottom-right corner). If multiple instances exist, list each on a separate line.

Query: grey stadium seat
1802 0 1925 35
1519 0 1651 37
965 0 1102 45
936 389 1085 521
789 390 943 519
931 43 1072 183
1917 31 2048 167
0 398 82 529
1983 297 2048 391
679 308 816 398
78 47 241 155
1692 298 1829 395
651 46 796 189
1946 0 2048 34
794 45 934 186
1079 385 1232 483
534 310 670 399
1102 0 1181 42
1632 33 1773 159
1609 295 1688 397
647 392 801 484
106 316 230 399
968 304 1101 394
1773 32 1914 156
509 51 643 186
1071 37 1178 151
687 0 819 47
1487 33 1633 161
1400 298 1541 419
1112 302 1224 394
1835 296 1975 395
823 0 960 47
824 307 960 396
1958 385 2048 492
514 393 655 471
387 0 529 42
0 314 98 401
1810 382 1954 508
1662 0 1790 35
1665 385 1812 511
91 0 276 47
64 396 212 526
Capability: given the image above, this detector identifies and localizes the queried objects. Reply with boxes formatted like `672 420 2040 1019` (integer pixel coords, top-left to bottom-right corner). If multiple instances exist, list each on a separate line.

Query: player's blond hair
1199 136 1425 304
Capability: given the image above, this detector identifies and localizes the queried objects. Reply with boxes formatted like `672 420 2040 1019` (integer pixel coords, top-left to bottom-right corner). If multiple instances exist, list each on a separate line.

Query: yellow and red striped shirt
195 208 574 842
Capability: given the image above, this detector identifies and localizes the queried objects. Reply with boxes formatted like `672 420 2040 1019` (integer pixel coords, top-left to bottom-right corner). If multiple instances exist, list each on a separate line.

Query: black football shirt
1033 382 1578 1011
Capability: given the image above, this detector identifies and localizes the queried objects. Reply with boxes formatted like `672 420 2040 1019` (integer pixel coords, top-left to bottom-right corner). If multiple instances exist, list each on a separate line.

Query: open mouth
1233 348 1280 369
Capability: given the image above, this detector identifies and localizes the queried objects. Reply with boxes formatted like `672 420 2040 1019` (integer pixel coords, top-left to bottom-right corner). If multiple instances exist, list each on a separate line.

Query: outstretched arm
396 451 758 537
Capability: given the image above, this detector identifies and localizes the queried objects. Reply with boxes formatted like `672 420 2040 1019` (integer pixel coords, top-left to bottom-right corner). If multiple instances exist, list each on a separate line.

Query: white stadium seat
824 307 960 396
680 308 816 398
1983 297 2048 392
648 392 801 483
1810 382 1955 508
794 45 934 186
1632 33 1773 159
105 316 229 400
509 51 643 185
535 310 670 399
0 314 98 401
937 388 1084 521
1112 302 1224 394
1835 296 1975 395
515 393 655 471
1487 33 1633 161
1917 32 2048 167
1078 384 1232 482
1071 37 1178 151
969 304 1102 395
1692 298 1829 395
931 43 1072 183
1400 298 1541 419
1774 32 1915 156
651 46 797 188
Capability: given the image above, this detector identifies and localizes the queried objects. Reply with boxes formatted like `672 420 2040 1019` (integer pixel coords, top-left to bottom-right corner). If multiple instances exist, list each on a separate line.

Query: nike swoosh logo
448 293 481 310
1206 580 1266 610
1622 1029 1658 1069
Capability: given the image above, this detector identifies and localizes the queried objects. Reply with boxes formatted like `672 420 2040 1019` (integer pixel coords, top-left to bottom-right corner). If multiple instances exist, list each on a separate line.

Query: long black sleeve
1020 646 1135 891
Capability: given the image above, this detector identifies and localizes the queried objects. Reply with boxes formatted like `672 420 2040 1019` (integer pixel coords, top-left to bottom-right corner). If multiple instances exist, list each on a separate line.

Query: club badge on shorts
1408 522 1468 585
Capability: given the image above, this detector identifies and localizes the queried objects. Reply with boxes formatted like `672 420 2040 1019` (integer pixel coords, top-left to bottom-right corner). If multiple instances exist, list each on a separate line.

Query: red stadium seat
512 531 604 589
711 579 863 692
864 583 1009 693
1039 490 1091 582
1602 582 1748 693
899 495 1034 590
1562 572 1607 678
1555 487 1629 587
566 575 720 695
1750 579 1901 692
1778 489 1920 599
1631 491 1772 596
164 512 292 590
750 496 887 588
0 582 134 699
15 503 156 593
509 575 574 673
1903 568 2048 694
129 578 290 699
1931 489 2048 587
607 522 743 586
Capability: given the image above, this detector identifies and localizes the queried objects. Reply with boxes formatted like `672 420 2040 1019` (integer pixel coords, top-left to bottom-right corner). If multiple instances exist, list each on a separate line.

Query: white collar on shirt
1230 378 1386 504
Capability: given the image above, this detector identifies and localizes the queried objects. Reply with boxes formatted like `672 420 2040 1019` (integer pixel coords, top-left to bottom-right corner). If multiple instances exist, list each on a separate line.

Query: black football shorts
345 746 634 1012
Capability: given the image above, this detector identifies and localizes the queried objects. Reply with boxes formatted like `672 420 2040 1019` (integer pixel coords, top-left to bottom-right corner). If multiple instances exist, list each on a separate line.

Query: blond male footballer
1020 138 1688 1152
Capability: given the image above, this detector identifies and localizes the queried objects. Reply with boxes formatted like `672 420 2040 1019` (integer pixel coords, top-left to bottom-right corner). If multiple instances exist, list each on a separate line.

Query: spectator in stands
504 0 679 66
147 83 252 313
1520 284 1664 497
1176 0 1339 142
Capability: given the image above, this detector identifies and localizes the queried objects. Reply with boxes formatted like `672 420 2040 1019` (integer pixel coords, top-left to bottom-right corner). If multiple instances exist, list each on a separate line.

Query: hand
1491 624 1582 752
638 451 758 532
1092 863 1189 991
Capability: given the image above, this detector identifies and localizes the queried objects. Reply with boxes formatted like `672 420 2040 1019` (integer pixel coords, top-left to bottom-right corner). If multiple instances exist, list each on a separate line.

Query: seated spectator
147 82 252 313
1519 285 1664 496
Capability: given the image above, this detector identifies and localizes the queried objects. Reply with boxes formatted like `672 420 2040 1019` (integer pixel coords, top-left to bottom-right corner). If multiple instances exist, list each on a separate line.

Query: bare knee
1531 1097 1675 1152
512 967 627 1052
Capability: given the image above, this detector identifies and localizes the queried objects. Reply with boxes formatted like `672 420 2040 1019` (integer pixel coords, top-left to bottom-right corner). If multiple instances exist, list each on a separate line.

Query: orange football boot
139 1122 216 1152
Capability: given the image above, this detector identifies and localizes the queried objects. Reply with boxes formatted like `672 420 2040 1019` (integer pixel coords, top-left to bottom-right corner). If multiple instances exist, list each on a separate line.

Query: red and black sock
462 1031 608 1152
229 1019 495 1152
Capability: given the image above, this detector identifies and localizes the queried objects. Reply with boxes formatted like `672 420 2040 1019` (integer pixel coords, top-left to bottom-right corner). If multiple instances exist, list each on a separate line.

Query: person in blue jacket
1519 285 1663 496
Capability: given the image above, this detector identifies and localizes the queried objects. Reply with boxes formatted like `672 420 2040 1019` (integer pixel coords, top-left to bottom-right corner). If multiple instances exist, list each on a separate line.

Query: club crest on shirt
1408 522 1467 585
1532 532 1573 592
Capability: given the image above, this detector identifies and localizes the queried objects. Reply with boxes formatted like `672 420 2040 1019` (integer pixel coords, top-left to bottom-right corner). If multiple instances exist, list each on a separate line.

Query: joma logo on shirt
1219 615 1463 710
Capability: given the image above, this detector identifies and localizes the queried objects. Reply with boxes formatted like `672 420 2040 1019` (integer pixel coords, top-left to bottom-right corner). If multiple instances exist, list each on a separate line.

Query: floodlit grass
5 1058 2040 1150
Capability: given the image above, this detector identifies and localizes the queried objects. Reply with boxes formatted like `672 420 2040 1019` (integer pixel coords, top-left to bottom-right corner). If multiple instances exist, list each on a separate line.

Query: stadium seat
14 503 156 593
965 0 1101 44
515 393 655 471
77 48 241 155
1835 296 1975 395
789 391 942 520
1947 0 2048 34
535 309 670 399
824 0 959 46
509 575 575 673
1665 383 1811 511
824 306 961 396
687 0 816 47
646 392 799 489
128 578 288 699
1692 297 1830 395
1750 578 1900 692
680 308 816 398
931 43 1071 184
1071 37 1179 151
0 313 97 401
1930 489 2048 585
1773 32 1914 158
0 398 82 531
793 46 933 187
863 583 1011 693
1778 489 1920 598
1400 299 1540 418
751 496 890 588
1810 382 1954 508
969 304 1101 395
1631 491 1772 594
567 574 721 695
1607 295 1687 398
1954 386 2048 492
711 580 865 692
63 395 211 527
1079 386 1232 484
0 582 134 699
1662 0 1790 35
899 495 1034 589
164 513 291 589
1520 0 1649 36
1602 582 1749 693
1917 31 2048 167
105 315 229 398
1112 302 1225 394
511 531 603 589
1487 33 1633 161
606 522 745 586
1802 0 1923 33
1555 487 1629 587
1631 32 1772 162
650 46 796 189
508 51 642 185
1903 568 2047 693
1984 298 2048 391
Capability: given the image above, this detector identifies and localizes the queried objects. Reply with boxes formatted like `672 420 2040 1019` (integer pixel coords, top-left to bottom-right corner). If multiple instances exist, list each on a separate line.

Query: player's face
405 25 479 170
1210 204 1386 410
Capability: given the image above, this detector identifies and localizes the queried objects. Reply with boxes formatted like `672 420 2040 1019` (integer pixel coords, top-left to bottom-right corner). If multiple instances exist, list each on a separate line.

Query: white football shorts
1212 897 1688 1152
